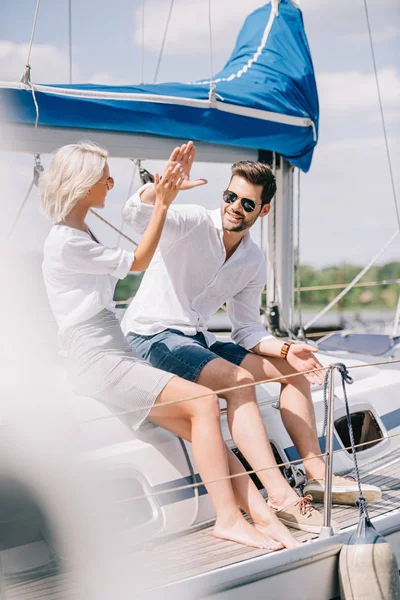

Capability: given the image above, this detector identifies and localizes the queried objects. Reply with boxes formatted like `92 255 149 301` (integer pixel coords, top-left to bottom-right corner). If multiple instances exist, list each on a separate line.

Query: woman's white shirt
42 225 134 338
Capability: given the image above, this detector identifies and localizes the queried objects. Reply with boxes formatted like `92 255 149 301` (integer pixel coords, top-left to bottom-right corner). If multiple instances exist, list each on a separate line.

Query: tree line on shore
114 261 400 310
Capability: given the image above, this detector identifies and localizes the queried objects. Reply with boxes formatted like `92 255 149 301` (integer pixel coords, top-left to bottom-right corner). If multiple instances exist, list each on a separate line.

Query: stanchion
319 366 335 539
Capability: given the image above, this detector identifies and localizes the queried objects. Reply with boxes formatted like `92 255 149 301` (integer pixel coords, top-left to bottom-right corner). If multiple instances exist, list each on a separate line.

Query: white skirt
64 309 175 430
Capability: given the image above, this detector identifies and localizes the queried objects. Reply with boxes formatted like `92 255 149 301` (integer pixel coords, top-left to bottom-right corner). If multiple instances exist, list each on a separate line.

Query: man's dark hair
231 161 276 205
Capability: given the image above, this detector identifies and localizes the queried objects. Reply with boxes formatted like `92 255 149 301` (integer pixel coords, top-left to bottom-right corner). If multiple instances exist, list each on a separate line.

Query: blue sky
0 0 399 267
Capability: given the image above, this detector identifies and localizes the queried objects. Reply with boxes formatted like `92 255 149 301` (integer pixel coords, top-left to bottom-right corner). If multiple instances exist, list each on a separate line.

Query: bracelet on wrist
280 341 294 360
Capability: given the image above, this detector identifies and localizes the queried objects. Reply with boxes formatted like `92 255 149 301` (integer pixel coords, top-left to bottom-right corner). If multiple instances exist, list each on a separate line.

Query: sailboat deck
4 454 400 599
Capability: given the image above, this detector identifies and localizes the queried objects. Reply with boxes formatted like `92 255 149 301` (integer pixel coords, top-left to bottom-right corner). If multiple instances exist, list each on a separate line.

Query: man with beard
121 142 381 532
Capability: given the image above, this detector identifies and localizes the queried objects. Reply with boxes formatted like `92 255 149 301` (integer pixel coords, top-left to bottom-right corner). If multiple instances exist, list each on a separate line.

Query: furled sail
0 0 318 170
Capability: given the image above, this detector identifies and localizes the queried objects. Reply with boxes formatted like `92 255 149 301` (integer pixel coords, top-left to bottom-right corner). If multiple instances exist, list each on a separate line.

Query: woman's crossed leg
148 376 299 551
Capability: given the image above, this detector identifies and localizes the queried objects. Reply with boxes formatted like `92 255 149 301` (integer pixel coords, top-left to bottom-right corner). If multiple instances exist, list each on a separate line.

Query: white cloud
131 0 400 58
132 0 266 56
317 67 400 119
347 25 400 44
0 41 78 84
300 135 400 266
0 41 134 88
88 71 127 86
302 0 399 35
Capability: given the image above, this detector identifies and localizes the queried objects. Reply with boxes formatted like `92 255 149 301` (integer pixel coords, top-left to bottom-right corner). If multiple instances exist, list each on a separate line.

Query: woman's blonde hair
40 141 108 222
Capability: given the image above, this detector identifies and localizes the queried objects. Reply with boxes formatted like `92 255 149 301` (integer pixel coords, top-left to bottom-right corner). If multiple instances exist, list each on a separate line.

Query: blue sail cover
0 0 319 171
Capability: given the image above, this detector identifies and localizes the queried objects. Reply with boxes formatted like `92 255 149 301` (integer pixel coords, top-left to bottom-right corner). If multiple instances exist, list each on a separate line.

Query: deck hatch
334 410 384 454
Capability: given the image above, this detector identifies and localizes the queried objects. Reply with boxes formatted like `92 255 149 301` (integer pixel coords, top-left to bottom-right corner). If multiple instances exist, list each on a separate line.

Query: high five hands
154 163 185 208
165 141 208 191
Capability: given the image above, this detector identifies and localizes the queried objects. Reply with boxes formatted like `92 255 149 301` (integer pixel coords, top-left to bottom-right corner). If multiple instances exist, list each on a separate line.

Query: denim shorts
126 329 249 382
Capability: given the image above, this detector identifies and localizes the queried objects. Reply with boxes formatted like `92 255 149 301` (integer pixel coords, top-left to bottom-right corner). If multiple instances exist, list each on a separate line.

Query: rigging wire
302 1 400 332
116 160 138 246
140 0 145 84
392 293 400 339
7 154 43 239
20 0 41 128
207 0 216 101
363 0 400 229
68 0 73 84
153 0 175 83
287 278 400 293
24 0 41 70
7 181 35 240
177 437 200 514
89 209 138 246
304 229 400 330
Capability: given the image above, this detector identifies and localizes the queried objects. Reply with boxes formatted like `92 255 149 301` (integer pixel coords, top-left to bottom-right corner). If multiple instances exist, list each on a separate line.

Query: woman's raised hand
154 163 185 208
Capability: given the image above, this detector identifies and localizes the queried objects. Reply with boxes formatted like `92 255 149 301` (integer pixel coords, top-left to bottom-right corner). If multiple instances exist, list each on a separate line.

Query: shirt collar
210 208 223 231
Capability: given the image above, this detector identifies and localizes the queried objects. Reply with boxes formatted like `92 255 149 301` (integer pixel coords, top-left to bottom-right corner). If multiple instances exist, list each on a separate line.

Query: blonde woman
40 141 299 552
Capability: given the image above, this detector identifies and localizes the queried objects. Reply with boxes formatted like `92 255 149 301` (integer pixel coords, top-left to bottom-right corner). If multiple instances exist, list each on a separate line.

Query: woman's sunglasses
98 176 115 191
223 190 262 213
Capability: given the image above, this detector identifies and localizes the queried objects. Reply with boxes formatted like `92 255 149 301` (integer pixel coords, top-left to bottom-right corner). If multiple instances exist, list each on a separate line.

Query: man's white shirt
121 184 271 349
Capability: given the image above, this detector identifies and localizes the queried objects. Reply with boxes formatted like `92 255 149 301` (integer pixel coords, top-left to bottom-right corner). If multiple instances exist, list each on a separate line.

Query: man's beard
224 221 248 232
222 212 252 232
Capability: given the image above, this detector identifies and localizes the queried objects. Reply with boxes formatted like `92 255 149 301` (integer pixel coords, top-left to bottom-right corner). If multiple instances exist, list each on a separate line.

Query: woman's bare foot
254 519 301 551
213 515 278 550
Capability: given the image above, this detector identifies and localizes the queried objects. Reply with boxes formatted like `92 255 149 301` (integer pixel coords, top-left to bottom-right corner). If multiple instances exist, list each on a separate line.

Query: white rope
68 0 72 84
304 228 400 330
30 83 40 129
153 0 175 83
363 0 400 229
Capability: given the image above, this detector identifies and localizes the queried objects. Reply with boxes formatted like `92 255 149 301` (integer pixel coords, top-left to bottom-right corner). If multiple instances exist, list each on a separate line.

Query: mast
261 152 295 337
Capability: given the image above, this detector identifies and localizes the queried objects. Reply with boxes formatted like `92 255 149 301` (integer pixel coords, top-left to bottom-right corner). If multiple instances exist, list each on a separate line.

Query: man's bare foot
213 515 281 550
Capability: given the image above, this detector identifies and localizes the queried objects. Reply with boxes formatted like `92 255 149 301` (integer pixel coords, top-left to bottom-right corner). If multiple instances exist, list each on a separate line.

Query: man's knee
275 359 310 390
224 365 257 401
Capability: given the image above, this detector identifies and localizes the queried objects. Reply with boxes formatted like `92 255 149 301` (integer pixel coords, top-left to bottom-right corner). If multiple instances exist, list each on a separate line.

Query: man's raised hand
167 141 208 191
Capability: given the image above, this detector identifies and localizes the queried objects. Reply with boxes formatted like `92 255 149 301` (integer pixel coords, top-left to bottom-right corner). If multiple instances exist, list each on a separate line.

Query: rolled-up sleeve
61 236 134 279
121 184 157 235
122 184 201 246
227 264 271 350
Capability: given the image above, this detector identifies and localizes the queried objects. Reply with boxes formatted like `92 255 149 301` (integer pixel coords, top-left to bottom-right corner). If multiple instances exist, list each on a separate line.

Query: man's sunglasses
223 190 262 213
